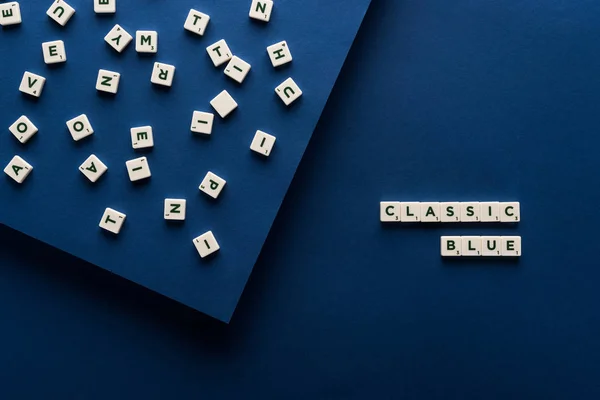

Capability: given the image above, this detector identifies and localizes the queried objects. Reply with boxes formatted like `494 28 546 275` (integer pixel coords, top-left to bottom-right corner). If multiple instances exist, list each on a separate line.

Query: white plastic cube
126 157 151 182
94 0 115 14
380 201 401 222
66 114 94 141
210 90 237 118
206 39 232 67
130 126 154 149
199 171 226 199
250 130 276 157
190 111 214 135
4 155 32 184
400 202 420 222
104 24 132 53
19 71 46 98
420 202 440 222
224 56 251 84
502 236 522 256
136 30 157 53
164 199 186 221
46 0 75 27
9 116 38 144
0 2 21 26
151 62 175 87
440 202 461 222
480 202 500 222
462 236 482 256
193 231 220 258
500 202 520 222
184 9 210 36
460 202 480 222
441 236 462 257
96 69 120 94
249 0 273 22
79 154 107 183
275 77 302 106
481 236 502 257
99 207 126 234
267 41 292 67
42 40 67 64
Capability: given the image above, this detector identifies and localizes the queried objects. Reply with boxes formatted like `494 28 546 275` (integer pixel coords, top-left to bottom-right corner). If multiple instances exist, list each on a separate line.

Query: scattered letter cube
99 207 126 234
136 30 157 53
130 126 154 149
94 0 115 14
4 155 32 184
9 116 38 144
96 69 120 94
104 24 132 53
126 157 151 182
42 40 67 64
275 77 302 106
206 39 232 67
79 154 107 183
250 130 276 157
190 111 214 135
164 199 186 221
19 71 46 98
47 0 75 27
0 2 21 26
193 231 220 258
224 56 251 84
267 41 292 67
66 114 94 141
199 171 226 199
184 9 210 36
151 62 175 87
249 0 273 22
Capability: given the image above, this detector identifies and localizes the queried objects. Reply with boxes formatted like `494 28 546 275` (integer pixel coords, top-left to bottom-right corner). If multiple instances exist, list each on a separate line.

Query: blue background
2 0 600 398
0 0 370 322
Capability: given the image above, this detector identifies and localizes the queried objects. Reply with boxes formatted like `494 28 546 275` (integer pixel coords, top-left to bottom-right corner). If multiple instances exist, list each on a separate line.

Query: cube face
480 202 500 222
440 202 461 222
193 231 220 258
104 24 132 53
249 0 273 22
164 199 186 221
130 126 154 149
502 236 522 257
206 39 232 67
151 62 175 87
99 208 126 234
380 201 401 222
125 157 151 182
224 56 251 84
79 154 107 183
46 0 75 27
42 40 67 64
66 114 94 141
462 236 482 256
199 171 226 199
0 2 22 26
184 9 210 36
19 71 46 98
420 202 440 222
9 115 38 144
400 202 420 222
500 202 520 222
136 30 157 53
441 236 462 257
96 69 120 94
460 202 480 222
190 111 214 135
210 90 237 118
275 77 302 106
4 155 32 184
267 40 292 67
94 0 115 14
481 236 502 257
250 130 276 157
